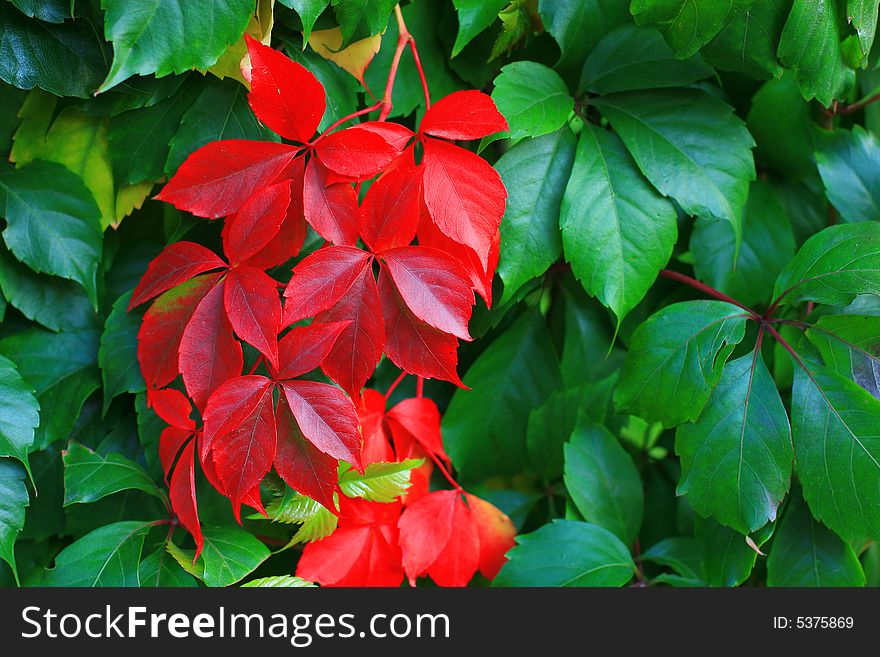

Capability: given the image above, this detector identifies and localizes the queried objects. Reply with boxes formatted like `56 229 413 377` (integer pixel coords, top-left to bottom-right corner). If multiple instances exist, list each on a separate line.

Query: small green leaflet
0 458 29 583
0 354 39 477
167 526 271 587
490 62 573 142
281 0 331 43
807 314 880 399
330 0 397 48
641 537 704 583
493 520 636 587
139 546 198 587
815 126 880 223
451 0 507 57
696 516 773 586
242 575 316 587
338 459 422 503
99 291 146 414
614 301 749 428
848 0 880 64
257 487 338 545
62 441 163 506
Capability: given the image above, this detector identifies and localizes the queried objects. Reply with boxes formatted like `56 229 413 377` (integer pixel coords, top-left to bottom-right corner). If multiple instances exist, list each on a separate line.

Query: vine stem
659 269 758 317
427 451 462 492
246 355 265 376
384 371 407 399
416 376 424 398
836 93 880 115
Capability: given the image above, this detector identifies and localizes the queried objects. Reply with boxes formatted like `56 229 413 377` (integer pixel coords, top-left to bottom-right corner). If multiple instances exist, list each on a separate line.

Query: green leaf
100 291 145 413
690 181 796 308
491 62 573 141
700 0 791 78
43 520 153 586
614 301 749 427
593 89 755 248
0 459 29 584
848 0 879 63
630 0 756 57
99 0 254 92
561 123 677 323
767 490 866 586
696 516 772 586
338 459 422 503
815 126 880 223
443 311 562 481
559 287 619 387
772 223 880 308
9 0 70 23
641 537 704 581
792 361 880 545
777 0 854 106
260 487 338 544
451 0 507 57
0 160 102 307
495 128 575 304
746 72 817 181
282 0 331 42
676 352 793 534
0 248 98 332
493 520 636 587
580 24 714 94
138 546 198 587
242 575 316 587
197 526 271 587
564 419 644 545
330 0 397 47
0 328 100 450
62 441 163 506
537 0 631 79
165 78 280 175
807 314 880 398
0 354 39 477
0 5 108 98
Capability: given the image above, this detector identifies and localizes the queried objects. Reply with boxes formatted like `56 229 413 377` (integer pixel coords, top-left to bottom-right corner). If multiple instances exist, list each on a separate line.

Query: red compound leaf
130 242 226 309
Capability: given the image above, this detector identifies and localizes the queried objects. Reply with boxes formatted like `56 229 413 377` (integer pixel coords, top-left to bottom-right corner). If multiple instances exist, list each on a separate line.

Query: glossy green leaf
564 419 644 545
62 441 163 506
259 487 338 544
9 0 69 23
641 537 704 581
815 126 880 223
700 0 791 78
593 89 755 246
807 314 880 399
0 459 29 583
443 311 562 481
580 24 714 94
197 525 271 587
451 0 507 56
0 161 102 307
772 222 880 308
777 0 854 106
630 0 756 57
43 520 153 586
696 516 772 586
561 123 677 323
676 352 793 534
614 301 749 427
767 490 865 586
99 0 254 92
138 546 198 587
493 520 636 587
0 354 39 476
792 361 880 545
99 291 145 413
242 575 316 587
338 459 422 503
282 0 331 42
848 0 879 63
331 0 397 47
495 129 575 304
491 62 573 141
690 181 796 307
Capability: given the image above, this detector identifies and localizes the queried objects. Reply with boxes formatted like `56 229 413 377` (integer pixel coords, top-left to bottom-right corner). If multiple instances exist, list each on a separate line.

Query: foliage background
2 0 880 587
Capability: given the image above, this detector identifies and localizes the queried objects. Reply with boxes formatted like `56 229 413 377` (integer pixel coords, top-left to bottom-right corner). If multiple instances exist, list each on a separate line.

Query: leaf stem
416 376 424 398
384 371 407 399
836 92 880 115
247 355 265 376
312 102 383 142
427 451 462 492
659 269 758 317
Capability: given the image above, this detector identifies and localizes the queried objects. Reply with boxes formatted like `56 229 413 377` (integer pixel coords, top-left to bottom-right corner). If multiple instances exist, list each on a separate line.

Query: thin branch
837 93 880 115
659 269 758 317
384 371 407 400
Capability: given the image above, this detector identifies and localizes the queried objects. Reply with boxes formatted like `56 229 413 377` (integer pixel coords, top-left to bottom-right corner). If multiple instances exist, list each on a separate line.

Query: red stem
416 376 424 398
384 371 407 399
247 355 265 376
837 93 880 115
659 269 758 317
312 101 382 143
427 452 461 492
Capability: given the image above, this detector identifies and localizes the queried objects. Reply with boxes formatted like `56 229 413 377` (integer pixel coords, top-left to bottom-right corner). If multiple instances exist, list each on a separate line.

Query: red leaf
315 266 385 396
378 270 463 387
315 125 401 180
418 213 498 307
222 181 291 266
245 35 325 143
382 246 474 340
421 138 506 269
277 321 350 380
130 242 226 309
138 274 220 389
358 389 395 465
360 166 421 253
385 396 448 465
179 280 244 411
224 265 281 368
274 394 338 511
296 498 403 587
169 441 203 556
464 493 516 579
199 445 267 517
419 90 508 140
403 454 433 505
280 380 363 470
354 121 414 151
282 246 372 326
212 382 276 521
202 375 274 458
243 160 307 270
397 489 480 587
303 158 360 245
156 140 301 218
148 388 195 430
159 426 192 483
